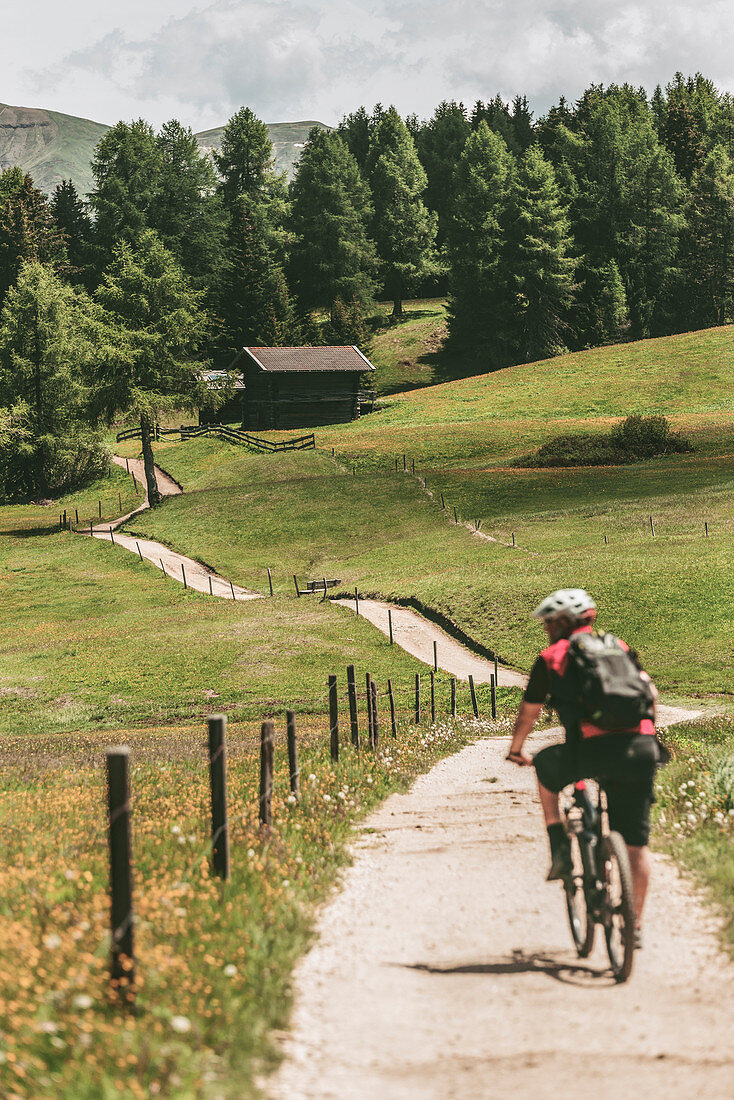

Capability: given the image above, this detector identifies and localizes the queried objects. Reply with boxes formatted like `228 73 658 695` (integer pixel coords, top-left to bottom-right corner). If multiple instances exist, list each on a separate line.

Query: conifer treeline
1 72 734 375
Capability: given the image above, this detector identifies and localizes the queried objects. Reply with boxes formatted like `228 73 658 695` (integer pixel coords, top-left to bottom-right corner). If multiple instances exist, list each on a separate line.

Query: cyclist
506 589 663 941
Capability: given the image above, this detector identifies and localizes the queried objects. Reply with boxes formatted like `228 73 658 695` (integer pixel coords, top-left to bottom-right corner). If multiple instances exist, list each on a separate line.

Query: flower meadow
0 709 516 1098
654 714 734 950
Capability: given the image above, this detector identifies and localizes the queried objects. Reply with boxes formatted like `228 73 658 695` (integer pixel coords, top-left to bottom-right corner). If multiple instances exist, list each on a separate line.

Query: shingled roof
241 346 375 373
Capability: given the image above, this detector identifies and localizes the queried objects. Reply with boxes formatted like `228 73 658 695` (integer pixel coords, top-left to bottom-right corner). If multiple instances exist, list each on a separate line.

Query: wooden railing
116 424 315 452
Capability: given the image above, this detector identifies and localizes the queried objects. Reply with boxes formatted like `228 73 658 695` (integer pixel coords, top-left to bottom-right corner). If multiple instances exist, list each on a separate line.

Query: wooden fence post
365 672 374 748
403 454 406 471
329 676 339 763
182 563 187 589
371 679 379 747
411 458 415 474
118 491 122 511
512 532 516 547
388 609 394 644
430 671 436 724
354 586 359 616
207 715 230 879
90 521 93 536
469 675 479 718
259 721 274 828
414 674 421 724
109 527 115 545
160 559 166 577
453 506 458 524
75 508 79 524
441 492 445 509
705 522 709 538
98 500 102 519
230 580 236 600
649 515 655 536
125 457 130 473
267 568 274 596
106 746 134 993
132 473 137 492
451 678 457 718
347 665 359 748
286 710 299 797
208 574 213 595
293 575 300 597
387 678 397 737
490 674 497 720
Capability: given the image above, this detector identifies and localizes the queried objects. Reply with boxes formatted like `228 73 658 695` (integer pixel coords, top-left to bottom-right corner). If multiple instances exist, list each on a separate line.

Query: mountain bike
562 780 636 982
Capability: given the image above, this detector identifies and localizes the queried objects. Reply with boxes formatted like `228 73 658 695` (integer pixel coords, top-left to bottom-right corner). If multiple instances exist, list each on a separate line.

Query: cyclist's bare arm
507 701 543 765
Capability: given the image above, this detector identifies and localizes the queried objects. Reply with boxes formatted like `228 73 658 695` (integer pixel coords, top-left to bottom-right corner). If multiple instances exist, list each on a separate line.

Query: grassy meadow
2 313 734 1096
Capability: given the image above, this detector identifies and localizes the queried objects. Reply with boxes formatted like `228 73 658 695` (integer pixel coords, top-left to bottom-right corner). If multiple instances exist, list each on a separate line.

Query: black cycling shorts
533 733 662 848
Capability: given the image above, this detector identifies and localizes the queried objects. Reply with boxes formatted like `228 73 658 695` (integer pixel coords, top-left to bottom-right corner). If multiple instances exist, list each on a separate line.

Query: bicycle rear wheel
600 831 635 982
564 836 595 957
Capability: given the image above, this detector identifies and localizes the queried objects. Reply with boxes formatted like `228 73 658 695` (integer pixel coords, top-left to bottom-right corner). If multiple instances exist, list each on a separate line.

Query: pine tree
50 179 93 288
337 107 373 175
289 128 376 312
569 86 682 340
325 296 370 351
153 120 226 292
214 107 275 205
675 145 734 328
95 231 210 504
446 122 514 366
0 169 67 311
367 107 437 316
219 196 300 351
507 145 575 362
89 119 162 273
0 262 104 498
414 101 470 243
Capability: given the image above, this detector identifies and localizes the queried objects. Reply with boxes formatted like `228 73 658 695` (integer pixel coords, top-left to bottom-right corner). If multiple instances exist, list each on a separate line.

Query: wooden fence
116 424 315 452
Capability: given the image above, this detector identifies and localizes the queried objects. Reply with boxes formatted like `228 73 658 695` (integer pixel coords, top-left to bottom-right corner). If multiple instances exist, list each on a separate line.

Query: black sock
547 823 567 854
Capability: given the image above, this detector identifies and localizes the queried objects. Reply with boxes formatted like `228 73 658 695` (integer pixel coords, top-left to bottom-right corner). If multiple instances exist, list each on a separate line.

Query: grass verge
0 710 514 1098
655 715 734 953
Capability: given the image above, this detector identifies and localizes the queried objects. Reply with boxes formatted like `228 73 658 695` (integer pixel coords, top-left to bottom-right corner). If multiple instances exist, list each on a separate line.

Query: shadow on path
402 948 613 987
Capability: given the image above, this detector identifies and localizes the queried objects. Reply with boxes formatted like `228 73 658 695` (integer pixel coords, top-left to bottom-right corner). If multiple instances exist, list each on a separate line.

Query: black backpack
565 632 655 731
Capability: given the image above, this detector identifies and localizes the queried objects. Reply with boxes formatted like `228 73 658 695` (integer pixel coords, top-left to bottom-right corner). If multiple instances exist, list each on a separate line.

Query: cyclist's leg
602 778 653 928
534 744 581 878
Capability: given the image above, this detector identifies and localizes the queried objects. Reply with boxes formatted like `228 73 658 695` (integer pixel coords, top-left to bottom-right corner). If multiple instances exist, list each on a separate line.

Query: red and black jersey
524 625 655 741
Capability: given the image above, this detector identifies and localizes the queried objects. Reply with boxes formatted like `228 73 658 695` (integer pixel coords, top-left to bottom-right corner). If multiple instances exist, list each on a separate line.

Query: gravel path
269 721 732 1100
84 456 261 601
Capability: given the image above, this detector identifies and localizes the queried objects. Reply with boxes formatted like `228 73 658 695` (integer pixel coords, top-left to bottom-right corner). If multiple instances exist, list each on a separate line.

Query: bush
610 414 691 458
517 415 692 468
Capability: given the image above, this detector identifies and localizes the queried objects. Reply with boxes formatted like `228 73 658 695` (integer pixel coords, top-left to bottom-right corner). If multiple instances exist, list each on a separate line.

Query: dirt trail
270 722 732 1100
335 597 527 686
83 456 261 601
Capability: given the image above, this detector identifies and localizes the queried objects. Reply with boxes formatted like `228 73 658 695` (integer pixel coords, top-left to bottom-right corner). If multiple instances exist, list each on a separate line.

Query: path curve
269 723 732 1100
335 597 527 686
83 456 262 601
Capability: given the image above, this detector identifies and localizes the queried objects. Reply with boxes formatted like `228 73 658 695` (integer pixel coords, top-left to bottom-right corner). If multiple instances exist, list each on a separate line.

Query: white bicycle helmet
532 588 596 623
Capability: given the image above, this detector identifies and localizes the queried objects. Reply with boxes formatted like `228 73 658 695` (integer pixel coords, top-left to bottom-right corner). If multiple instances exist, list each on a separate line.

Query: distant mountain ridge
0 101 326 197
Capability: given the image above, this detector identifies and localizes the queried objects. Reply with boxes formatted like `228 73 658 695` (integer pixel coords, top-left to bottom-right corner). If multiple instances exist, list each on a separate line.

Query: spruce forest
1 73 734 500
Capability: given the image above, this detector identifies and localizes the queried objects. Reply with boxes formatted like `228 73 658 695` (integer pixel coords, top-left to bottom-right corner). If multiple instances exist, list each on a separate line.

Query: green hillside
0 101 326 195
0 101 108 196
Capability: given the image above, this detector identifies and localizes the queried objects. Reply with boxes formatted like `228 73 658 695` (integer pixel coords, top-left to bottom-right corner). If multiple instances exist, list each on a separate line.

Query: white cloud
5 0 734 128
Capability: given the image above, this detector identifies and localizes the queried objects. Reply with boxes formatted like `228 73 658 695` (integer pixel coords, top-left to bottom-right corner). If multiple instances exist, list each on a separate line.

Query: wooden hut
229 346 376 429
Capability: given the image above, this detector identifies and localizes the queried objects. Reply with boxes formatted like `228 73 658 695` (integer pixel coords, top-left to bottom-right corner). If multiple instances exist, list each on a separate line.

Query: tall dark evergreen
50 180 93 288
0 168 67 311
446 122 514 366
214 107 276 205
507 145 576 362
220 196 299 351
153 120 226 292
675 145 734 328
367 107 437 316
289 128 376 313
89 119 162 273
570 86 682 341
414 101 471 244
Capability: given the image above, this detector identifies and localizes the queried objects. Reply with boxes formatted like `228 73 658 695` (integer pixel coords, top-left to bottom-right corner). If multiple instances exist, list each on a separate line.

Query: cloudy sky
4 0 734 129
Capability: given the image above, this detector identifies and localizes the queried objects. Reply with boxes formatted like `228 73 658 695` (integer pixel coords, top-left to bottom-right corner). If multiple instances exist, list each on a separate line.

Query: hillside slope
0 100 326 195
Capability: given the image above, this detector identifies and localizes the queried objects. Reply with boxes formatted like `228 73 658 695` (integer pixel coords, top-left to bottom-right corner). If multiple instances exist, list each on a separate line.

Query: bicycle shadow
402 948 615 988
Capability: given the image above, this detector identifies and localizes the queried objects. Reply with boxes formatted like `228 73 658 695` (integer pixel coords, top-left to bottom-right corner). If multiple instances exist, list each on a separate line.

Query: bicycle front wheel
600 831 636 983
564 836 595 957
